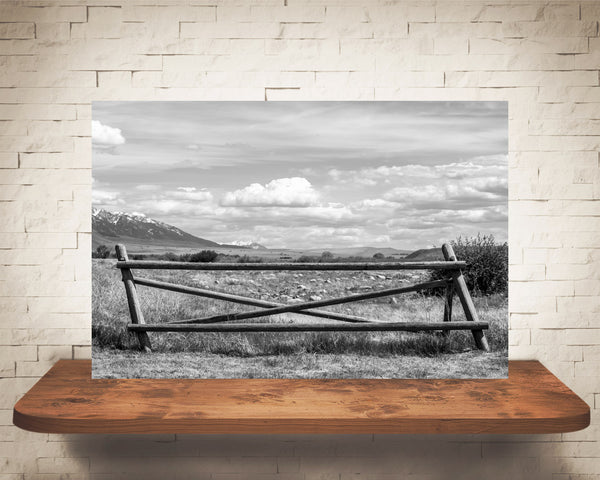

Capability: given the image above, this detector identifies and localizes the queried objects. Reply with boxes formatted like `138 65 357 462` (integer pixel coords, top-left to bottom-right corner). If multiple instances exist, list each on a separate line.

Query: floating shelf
13 360 589 434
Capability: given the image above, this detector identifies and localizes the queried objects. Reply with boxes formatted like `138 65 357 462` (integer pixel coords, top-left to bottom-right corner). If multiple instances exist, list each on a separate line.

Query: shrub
320 251 334 261
373 252 385 260
189 250 218 263
161 251 180 262
430 234 508 296
92 244 111 259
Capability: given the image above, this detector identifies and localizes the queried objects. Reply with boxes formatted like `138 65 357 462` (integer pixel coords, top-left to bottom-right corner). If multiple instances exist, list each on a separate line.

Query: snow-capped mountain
92 208 220 249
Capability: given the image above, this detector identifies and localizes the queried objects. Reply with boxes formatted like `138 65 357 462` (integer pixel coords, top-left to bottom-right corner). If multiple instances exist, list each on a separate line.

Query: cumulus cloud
92 189 122 205
92 120 125 147
96 185 216 219
92 102 507 250
328 154 508 213
221 177 319 207
127 199 218 219
384 178 507 209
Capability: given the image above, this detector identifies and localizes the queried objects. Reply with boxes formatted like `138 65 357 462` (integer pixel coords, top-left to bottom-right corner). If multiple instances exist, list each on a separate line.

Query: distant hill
305 246 410 258
92 208 220 251
92 208 422 259
403 247 444 262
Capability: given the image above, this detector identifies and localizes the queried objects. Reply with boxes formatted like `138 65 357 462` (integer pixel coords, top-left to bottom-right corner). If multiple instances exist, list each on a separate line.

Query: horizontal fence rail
129 321 489 333
116 260 467 271
113 243 491 353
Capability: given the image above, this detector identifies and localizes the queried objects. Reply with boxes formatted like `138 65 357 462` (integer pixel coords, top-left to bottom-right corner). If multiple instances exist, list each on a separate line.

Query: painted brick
0 0 598 478
280 22 374 39
73 346 91 359
249 6 325 22
0 23 35 40
470 37 589 55
373 6 434 23
180 22 282 39
0 153 18 168
122 5 216 24
433 37 469 55
411 21 503 39
436 4 541 22
0 6 87 23
37 346 73 362
35 22 70 42
446 71 598 89
503 20 599 38
0 104 77 121
509 328 530 346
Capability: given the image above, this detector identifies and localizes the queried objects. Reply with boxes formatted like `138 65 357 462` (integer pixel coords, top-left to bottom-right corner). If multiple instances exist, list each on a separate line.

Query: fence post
441 243 490 352
443 280 454 323
115 244 152 352
441 280 454 338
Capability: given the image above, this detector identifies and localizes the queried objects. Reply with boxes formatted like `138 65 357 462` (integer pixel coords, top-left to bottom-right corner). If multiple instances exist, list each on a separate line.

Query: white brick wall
0 0 599 478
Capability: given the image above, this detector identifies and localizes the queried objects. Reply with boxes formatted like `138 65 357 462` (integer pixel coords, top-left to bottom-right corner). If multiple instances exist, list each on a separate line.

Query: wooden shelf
13 360 589 434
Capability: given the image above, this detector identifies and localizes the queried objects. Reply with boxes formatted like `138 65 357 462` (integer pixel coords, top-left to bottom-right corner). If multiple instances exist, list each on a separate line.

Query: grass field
92 259 508 379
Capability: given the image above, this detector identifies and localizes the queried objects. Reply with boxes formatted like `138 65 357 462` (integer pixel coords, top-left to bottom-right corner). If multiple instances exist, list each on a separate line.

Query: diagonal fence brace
134 276 386 324
169 279 449 325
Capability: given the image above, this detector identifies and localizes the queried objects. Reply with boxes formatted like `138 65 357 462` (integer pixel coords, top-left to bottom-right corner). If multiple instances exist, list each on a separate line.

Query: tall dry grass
92 259 508 357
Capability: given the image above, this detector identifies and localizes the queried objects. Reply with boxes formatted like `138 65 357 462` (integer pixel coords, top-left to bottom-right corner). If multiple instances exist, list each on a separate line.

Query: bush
430 234 508 296
189 250 218 263
320 251 334 261
92 244 111 259
161 252 180 262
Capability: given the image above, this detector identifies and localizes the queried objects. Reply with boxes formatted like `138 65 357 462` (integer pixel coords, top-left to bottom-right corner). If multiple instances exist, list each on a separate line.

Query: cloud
327 154 508 213
221 177 319 207
92 120 125 147
352 198 397 210
92 101 507 172
217 202 354 229
134 199 213 215
95 185 216 219
125 187 214 217
172 187 213 201
135 184 161 191
329 155 507 187
92 189 122 205
329 164 435 186
92 102 507 250
384 177 507 209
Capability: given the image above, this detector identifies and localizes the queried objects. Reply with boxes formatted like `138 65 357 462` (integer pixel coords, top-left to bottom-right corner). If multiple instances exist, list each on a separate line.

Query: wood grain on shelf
13 360 590 434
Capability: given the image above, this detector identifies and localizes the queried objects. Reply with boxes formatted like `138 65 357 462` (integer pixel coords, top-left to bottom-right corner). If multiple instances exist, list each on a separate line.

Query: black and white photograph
91 101 508 379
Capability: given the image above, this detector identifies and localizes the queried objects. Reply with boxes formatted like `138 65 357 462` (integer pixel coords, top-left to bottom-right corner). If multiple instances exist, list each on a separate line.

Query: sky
92 101 508 251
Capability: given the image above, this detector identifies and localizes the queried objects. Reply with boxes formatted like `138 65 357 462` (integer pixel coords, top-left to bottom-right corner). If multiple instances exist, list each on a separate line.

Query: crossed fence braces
115 243 490 353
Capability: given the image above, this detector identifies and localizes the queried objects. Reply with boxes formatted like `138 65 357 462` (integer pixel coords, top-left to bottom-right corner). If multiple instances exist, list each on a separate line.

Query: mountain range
91 208 409 258
92 208 221 251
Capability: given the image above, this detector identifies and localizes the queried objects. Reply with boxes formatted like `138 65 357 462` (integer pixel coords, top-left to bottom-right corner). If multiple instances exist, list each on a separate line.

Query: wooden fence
115 243 490 353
